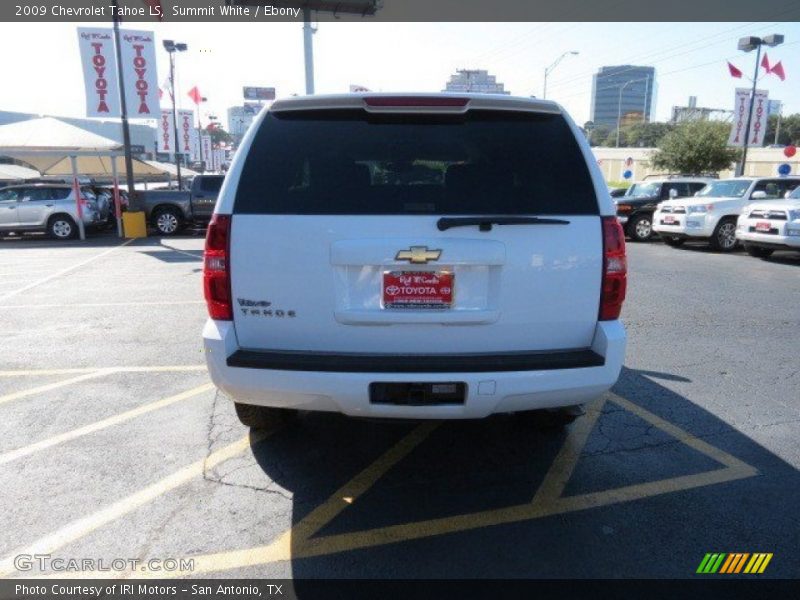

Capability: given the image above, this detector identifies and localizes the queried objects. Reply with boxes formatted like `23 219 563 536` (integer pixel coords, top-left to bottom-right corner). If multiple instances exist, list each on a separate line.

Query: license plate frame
755 221 772 232
663 215 677 224
382 270 454 310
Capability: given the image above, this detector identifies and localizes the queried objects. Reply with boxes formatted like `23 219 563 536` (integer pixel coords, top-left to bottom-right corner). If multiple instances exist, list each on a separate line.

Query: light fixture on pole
736 33 783 176
616 77 650 148
163 39 188 189
542 51 579 100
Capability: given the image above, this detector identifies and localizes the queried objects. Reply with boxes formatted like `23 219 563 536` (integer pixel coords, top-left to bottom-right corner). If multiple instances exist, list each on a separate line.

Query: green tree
764 113 800 146
206 124 233 146
651 120 740 174
605 122 674 148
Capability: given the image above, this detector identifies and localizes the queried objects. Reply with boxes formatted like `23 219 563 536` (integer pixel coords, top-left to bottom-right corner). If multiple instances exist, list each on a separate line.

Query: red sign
755 222 771 232
383 271 453 309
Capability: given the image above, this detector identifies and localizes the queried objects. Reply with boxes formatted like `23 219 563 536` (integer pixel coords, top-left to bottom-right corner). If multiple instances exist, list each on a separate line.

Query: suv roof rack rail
642 173 719 180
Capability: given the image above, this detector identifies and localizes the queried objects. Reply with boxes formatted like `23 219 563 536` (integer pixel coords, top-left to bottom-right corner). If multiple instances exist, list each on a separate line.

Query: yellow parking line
0 383 214 466
55 422 439 579
0 366 206 378
0 371 110 406
0 430 269 579
157 393 758 576
531 397 606 506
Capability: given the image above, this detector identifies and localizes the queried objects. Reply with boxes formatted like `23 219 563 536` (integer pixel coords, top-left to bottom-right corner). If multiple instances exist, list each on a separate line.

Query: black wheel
627 214 653 242
47 215 77 240
234 402 297 429
709 217 738 252
744 244 774 259
662 236 685 247
152 207 183 236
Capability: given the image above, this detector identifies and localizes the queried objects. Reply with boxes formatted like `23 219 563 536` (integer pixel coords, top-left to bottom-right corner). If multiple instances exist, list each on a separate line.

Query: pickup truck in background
137 174 224 235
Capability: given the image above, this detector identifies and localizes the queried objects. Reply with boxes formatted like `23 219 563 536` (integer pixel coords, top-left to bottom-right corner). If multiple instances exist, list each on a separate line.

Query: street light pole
543 51 579 100
737 34 783 176
163 40 187 188
302 9 316 94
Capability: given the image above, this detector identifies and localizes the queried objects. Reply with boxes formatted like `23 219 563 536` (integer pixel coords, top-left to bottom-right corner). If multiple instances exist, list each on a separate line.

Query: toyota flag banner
157 110 174 154
201 135 212 169
77 28 121 117
177 109 197 159
729 88 769 148
118 30 159 117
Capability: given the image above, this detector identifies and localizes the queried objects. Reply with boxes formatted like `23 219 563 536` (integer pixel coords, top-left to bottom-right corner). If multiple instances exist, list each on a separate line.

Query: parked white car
736 185 800 258
202 93 627 428
653 176 800 251
0 183 102 239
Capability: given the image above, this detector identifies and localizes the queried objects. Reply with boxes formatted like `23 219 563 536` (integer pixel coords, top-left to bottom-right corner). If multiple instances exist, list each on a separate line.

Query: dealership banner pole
70 156 86 241
111 0 137 204
111 155 123 238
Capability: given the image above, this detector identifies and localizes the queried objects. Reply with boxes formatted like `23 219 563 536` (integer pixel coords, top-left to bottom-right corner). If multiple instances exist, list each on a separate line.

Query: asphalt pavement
0 232 798 579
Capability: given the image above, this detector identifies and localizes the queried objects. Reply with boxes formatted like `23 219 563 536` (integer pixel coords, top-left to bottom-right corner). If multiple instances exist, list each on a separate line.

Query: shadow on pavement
241 366 799 579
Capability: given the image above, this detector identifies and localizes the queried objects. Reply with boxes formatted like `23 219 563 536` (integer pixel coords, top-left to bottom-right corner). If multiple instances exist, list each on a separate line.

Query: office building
590 65 656 128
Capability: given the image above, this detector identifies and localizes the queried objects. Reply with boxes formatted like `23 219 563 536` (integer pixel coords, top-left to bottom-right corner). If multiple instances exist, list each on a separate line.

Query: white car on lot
736 185 800 258
202 93 627 428
0 183 102 239
653 176 800 251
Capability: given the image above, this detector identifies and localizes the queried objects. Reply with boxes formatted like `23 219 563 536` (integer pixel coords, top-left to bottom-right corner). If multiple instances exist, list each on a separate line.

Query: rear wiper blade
437 216 571 231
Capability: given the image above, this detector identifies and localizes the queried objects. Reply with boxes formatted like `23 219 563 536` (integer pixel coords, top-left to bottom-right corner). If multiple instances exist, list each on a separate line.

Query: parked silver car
0 184 102 240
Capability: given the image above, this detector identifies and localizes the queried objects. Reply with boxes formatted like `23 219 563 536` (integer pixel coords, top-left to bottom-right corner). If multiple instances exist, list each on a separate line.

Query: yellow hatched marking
0 384 214 465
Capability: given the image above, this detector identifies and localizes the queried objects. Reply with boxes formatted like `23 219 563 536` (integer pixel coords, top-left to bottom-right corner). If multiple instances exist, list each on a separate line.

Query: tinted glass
0 188 20 202
200 176 224 193
697 180 751 198
234 109 598 215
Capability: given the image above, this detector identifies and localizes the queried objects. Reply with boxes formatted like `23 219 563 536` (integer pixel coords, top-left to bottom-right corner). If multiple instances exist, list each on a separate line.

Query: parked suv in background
736 184 800 258
203 93 627 429
0 184 101 240
615 177 711 242
653 176 800 251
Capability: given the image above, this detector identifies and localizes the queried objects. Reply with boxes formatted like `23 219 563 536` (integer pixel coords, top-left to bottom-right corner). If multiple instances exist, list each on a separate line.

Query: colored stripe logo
697 553 773 574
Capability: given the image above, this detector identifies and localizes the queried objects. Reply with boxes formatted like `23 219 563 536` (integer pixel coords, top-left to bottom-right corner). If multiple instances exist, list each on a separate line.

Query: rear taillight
600 216 627 321
203 214 232 321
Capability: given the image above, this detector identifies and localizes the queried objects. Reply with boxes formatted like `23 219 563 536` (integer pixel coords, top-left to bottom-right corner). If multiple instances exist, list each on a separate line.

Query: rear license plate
663 216 676 224
370 382 466 405
383 270 453 309
755 221 772 232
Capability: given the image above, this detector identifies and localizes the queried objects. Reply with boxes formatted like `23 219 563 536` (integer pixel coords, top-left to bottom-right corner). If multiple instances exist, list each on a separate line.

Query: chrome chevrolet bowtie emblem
395 246 442 264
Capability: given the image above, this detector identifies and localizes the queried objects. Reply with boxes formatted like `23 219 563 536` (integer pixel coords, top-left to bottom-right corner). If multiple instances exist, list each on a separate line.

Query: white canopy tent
0 163 39 182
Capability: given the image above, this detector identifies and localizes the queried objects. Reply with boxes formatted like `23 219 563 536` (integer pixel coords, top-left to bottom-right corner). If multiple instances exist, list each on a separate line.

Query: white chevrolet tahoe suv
736 185 800 258
653 176 800 251
202 93 627 428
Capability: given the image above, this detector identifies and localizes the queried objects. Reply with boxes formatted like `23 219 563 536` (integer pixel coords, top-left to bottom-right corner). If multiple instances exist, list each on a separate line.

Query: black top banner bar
3 0 800 22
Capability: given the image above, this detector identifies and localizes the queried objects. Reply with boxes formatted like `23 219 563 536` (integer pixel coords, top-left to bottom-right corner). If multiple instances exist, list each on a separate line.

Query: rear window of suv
234 109 598 215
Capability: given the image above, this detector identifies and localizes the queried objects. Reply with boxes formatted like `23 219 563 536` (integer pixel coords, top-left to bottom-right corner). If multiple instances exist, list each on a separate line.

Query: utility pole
111 0 136 204
303 9 316 94
739 43 761 177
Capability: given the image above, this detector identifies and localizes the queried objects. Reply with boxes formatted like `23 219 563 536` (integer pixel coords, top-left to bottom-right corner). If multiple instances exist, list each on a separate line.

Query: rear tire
745 244 774 259
709 217 738 252
47 215 77 240
234 402 297 429
627 214 653 242
662 236 685 247
152 207 183 236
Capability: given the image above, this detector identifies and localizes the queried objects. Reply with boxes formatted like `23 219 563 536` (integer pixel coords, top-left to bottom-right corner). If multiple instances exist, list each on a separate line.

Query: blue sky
1 21 797 129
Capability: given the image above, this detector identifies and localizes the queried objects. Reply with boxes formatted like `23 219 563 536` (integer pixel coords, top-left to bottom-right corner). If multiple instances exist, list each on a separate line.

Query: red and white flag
727 62 743 78
770 61 786 81
188 86 203 105
761 53 771 74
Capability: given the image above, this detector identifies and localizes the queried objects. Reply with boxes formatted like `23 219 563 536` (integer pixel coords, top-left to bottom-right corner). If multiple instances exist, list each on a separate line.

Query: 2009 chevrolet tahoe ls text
202 93 627 428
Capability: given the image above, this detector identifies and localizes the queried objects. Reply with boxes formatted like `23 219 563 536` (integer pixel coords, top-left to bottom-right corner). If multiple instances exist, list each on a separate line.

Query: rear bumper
203 320 626 419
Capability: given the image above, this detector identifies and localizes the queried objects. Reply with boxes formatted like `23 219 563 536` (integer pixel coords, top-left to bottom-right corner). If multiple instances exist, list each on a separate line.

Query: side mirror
750 191 767 200
694 191 701 196
669 188 678 199
785 191 792 199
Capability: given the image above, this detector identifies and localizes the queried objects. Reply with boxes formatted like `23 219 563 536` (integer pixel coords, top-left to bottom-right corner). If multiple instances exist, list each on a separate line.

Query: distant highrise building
590 65 656 129
227 104 261 138
443 69 510 94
